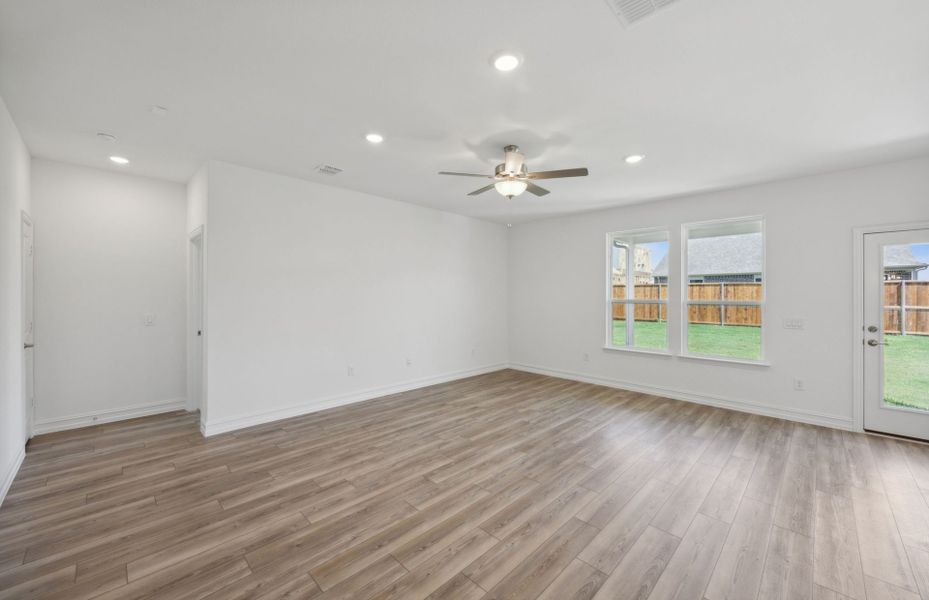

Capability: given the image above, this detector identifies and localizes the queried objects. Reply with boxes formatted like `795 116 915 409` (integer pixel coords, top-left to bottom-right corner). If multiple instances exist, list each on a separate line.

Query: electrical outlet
405 357 412 367
347 366 355 376
793 379 805 391
583 353 590 362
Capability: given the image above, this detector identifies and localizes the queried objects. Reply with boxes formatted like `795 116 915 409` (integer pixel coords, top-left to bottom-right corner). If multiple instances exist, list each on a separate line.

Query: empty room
1 1 928 599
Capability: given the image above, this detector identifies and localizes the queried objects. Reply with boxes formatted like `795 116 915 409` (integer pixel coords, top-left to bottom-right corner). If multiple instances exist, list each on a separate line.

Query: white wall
31 159 187 432
0 95 30 505
201 161 508 434
509 156 929 429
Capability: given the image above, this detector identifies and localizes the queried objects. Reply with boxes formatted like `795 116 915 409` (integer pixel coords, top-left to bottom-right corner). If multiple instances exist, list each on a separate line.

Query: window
683 218 764 361
608 229 669 351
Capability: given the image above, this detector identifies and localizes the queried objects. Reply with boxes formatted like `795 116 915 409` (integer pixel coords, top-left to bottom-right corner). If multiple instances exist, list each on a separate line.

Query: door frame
21 211 35 438
187 226 206 421
852 220 929 434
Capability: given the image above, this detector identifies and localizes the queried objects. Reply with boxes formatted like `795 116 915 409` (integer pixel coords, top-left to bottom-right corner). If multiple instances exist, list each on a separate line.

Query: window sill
602 346 673 357
678 354 771 367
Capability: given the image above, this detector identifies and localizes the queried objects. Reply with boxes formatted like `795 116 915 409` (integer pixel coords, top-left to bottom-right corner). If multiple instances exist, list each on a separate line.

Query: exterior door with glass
862 229 929 440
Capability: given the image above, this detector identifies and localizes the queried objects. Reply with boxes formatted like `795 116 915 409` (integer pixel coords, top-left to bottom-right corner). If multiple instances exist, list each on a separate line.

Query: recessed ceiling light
96 132 117 142
365 133 384 144
109 156 130 165
492 53 521 72
624 155 645 164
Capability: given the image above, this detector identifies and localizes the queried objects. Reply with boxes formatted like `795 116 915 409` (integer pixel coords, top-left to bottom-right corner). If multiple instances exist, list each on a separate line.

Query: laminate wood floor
2 369 928 599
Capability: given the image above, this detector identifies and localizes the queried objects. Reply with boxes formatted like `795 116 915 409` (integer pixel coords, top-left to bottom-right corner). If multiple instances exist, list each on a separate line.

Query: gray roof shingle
653 232 762 277
884 245 928 269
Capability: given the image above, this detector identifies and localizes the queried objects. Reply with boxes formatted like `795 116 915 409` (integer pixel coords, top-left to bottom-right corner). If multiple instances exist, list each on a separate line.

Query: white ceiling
1 0 927 223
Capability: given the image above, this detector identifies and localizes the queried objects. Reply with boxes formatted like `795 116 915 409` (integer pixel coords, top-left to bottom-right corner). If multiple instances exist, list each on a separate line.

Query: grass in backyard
884 334 929 411
611 320 668 350
612 320 761 360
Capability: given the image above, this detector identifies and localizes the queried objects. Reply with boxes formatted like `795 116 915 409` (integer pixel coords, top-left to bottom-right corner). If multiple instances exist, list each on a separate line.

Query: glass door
862 229 929 440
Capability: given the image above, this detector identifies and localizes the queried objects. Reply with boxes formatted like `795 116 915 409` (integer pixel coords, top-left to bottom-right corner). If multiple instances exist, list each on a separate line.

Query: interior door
863 228 929 440
188 232 203 413
22 212 35 438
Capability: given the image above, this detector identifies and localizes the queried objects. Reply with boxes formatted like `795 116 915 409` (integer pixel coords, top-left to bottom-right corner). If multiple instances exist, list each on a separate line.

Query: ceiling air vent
603 0 679 26
315 164 343 176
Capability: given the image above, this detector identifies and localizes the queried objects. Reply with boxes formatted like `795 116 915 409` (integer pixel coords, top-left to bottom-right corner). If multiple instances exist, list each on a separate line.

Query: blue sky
914 243 929 281
612 241 668 270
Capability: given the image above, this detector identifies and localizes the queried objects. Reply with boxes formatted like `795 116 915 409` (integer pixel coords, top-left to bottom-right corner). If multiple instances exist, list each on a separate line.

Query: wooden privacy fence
884 280 929 336
613 281 929 335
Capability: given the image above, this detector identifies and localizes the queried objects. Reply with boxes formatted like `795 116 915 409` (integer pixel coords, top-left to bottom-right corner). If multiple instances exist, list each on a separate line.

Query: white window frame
605 228 671 355
680 216 768 365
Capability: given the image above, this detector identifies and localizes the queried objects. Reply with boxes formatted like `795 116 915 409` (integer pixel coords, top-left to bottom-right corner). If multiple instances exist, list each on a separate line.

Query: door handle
866 339 887 347
23 343 34 349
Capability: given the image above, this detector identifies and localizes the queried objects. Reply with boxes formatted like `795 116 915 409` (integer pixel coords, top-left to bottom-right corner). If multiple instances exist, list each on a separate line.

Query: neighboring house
884 245 928 281
612 245 654 285
653 232 763 284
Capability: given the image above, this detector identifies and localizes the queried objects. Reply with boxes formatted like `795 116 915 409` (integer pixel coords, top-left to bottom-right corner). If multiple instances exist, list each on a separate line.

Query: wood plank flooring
1 369 928 599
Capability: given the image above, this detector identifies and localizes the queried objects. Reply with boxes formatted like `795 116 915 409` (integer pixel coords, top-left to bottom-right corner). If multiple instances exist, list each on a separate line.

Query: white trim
187 226 205 414
0 446 26 509
851 220 929 434
601 346 673 357
201 364 508 437
32 398 187 435
22 210 35 439
510 362 855 431
677 354 771 367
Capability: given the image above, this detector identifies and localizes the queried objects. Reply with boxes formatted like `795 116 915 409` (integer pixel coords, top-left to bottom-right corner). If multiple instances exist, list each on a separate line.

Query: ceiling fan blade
467 183 497 196
526 168 589 180
525 182 550 196
438 171 492 178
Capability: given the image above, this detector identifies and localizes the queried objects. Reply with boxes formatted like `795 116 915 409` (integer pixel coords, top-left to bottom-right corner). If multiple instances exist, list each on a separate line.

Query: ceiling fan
439 145 589 199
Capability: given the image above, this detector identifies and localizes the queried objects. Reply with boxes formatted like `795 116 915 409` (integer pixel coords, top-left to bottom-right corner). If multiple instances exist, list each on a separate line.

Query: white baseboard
202 364 508 437
510 363 855 431
0 446 26 509
32 398 188 435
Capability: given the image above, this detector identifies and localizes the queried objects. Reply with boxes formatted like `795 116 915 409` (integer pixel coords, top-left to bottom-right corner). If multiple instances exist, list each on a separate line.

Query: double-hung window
608 229 670 351
683 218 765 361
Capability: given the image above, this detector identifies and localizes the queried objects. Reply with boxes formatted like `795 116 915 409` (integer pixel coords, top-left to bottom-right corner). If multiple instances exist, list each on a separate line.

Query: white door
863 228 929 441
187 232 204 412
22 212 35 437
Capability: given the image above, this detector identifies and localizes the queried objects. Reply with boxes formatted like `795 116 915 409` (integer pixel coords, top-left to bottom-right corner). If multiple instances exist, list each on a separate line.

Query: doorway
861 226 929 441
188 228 204 415
22 212 35 438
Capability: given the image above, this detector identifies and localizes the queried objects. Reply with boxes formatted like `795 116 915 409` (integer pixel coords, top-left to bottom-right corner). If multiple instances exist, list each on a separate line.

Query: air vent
315 164 343 176
603 0 679 26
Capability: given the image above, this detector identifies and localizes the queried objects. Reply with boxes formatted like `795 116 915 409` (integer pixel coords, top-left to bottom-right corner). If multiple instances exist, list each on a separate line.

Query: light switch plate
143 313 155 326
783 318 804 330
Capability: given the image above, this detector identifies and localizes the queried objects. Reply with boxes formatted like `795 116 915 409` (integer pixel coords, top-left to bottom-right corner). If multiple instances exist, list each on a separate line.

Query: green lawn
612 320 761 359
884 334 929 411
612 321 929 411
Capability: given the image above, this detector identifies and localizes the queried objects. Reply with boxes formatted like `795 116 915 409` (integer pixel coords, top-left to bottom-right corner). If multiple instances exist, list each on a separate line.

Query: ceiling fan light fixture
491 53 521 72
494 179 528 198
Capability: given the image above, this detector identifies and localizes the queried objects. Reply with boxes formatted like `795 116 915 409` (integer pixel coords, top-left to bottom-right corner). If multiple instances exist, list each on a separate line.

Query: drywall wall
0 95 30 505
201 161 508 434
31 159 187 432
508 156 929 429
